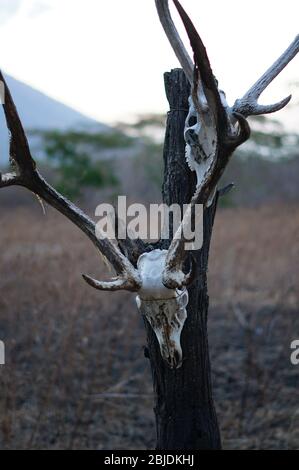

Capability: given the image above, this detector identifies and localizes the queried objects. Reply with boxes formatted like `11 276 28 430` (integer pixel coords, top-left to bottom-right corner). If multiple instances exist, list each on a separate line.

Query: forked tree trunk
143 69 221 450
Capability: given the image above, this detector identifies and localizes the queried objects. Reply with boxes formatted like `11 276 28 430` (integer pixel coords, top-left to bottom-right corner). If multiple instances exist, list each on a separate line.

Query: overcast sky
0 0 298 126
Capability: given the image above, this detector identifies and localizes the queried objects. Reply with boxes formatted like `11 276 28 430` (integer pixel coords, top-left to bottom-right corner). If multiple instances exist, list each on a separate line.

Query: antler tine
155 0 193 83
0 69 36 188
163 225 196 290
0 73 36 174
172 0 228 131
0 70 141 290
82 274 140 292
233 35 299 117
155 0 209 111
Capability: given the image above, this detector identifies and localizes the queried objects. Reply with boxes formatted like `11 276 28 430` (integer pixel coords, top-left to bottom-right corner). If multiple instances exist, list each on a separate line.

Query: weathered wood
144 69 221 450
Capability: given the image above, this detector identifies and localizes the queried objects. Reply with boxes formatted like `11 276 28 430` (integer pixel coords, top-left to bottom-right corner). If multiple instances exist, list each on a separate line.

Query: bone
135 249 189 369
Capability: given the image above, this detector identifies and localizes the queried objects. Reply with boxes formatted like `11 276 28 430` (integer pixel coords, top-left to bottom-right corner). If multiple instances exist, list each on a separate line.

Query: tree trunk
144 69 221 450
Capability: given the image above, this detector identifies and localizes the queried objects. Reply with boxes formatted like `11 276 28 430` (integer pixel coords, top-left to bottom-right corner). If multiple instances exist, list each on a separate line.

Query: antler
155 0 193 83
233 35 299 117
0 70 141 292
155 0 208 110
157 0 297 289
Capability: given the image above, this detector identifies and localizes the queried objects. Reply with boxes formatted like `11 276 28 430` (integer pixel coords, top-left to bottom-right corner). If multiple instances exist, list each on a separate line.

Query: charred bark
144 69 221 450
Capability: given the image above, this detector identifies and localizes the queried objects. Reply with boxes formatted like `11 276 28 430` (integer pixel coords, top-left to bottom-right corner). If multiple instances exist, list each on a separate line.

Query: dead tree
0 0 298 450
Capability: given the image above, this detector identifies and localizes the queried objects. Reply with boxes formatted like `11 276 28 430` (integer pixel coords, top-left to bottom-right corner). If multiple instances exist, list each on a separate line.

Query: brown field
0 193 298 449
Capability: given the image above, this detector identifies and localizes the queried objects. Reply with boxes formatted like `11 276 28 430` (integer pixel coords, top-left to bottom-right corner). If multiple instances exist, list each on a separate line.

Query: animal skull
184 95 206 167
184 95 218 207
135 249 189 369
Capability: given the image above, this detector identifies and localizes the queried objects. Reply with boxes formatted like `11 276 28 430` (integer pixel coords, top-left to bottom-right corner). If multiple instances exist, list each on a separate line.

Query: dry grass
0 196 298 449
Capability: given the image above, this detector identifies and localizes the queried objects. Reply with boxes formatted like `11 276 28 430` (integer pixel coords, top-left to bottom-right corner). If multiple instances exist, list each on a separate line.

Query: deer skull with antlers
0 0 298 368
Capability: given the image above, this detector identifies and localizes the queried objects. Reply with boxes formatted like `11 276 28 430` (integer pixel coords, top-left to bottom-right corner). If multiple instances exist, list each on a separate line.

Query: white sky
0 0 298 126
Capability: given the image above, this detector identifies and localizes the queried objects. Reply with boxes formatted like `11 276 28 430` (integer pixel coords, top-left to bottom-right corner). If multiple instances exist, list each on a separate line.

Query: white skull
184 95 203 170
136 249 189 369
184 95 218 206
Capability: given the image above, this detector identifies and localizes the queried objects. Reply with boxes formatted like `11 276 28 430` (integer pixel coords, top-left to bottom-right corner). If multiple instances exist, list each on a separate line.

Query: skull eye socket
188 115 197 127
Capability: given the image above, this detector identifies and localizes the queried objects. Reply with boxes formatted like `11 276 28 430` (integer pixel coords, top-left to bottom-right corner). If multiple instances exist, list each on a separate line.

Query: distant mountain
2 73 106 130
0 73 109 165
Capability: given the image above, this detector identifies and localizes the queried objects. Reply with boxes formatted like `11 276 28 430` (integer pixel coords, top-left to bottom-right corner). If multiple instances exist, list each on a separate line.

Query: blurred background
0 0 298 450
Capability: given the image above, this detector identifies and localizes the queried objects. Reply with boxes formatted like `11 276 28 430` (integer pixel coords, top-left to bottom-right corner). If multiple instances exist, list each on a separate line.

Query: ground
0 193 298 449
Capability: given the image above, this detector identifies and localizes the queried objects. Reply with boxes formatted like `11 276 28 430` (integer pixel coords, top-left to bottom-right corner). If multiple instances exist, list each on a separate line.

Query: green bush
33 130 122 199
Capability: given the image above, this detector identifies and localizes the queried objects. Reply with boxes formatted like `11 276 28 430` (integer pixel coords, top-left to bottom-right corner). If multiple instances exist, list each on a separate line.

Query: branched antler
155 0 298 288
0 70 141 292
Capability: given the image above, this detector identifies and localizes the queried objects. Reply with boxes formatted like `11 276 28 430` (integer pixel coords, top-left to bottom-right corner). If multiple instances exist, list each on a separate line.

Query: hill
0 73 108 165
